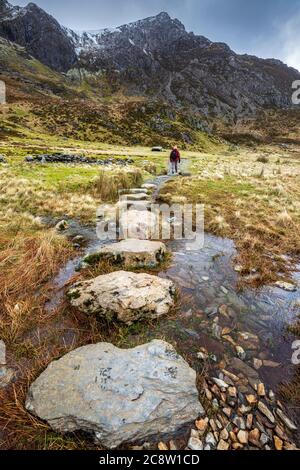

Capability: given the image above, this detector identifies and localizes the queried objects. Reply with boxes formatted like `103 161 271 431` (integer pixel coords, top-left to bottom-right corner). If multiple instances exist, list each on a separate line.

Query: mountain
0 1 300 145
0 2 299 119
68 11 300 119
0 0 76 71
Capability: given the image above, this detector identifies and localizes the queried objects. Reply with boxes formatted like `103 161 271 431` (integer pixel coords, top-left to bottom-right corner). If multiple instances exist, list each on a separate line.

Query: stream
44 161 300 445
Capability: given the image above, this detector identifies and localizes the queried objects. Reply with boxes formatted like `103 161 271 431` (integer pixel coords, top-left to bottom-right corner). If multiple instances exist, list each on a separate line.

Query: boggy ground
0 137 300 449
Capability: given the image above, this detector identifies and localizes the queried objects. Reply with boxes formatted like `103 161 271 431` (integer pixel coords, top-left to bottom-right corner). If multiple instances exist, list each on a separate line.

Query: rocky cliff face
70 11 299 119
0 0 76 71
0 2 299 119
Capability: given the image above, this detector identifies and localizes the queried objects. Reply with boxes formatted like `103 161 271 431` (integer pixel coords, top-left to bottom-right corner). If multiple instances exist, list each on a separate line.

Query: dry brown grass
0 225 88 449
160 149 300 287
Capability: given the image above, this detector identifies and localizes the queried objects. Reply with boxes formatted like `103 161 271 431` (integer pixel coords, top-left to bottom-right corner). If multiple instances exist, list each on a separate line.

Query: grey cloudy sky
10 0 300 70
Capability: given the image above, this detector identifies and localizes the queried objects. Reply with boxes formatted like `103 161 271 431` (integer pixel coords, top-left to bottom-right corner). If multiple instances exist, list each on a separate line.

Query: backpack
170 150 178 161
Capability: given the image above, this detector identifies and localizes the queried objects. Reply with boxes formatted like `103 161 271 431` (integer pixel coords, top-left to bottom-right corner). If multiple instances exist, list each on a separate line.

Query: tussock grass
93 167 143 201
257 155 269 163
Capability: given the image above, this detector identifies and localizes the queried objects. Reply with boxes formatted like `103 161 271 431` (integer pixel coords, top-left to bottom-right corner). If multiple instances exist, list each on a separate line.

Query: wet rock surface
1 4 299 118
25 340 204 449
157 363 298 451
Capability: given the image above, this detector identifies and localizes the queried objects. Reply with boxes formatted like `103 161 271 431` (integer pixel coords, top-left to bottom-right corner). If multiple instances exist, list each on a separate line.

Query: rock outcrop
68 271 175 324
25 340 204 448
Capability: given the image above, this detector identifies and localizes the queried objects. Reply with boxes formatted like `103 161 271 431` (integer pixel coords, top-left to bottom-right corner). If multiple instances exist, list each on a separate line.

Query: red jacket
170 149 180 162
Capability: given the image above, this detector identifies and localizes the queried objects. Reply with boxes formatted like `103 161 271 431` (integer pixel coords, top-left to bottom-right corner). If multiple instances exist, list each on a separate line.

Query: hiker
169 146 181 175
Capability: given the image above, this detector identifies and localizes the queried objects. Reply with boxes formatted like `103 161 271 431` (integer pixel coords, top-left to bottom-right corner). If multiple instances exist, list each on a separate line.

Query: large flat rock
83 239 167 268
68 271 175 324
25 340 203 449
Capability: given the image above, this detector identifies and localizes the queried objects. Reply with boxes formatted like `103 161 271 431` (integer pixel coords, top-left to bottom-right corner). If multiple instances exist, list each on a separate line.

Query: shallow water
153 234 300 438
160 235 299 374
44 218 109 311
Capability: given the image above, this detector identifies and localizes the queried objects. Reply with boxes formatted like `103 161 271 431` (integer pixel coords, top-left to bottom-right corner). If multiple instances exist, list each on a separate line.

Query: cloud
281 10 300 70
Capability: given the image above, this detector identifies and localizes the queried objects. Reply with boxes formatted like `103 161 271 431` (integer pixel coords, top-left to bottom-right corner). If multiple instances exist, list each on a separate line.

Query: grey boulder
68 271 175 324
25 340 204 448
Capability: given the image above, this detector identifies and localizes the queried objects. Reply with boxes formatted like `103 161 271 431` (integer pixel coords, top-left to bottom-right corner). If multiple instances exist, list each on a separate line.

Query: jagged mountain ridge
0 0 76 71
0 1 299 120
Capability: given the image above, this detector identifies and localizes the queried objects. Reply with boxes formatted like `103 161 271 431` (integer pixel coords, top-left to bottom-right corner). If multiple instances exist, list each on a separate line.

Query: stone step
25 340 203 449
119 188 149 195
83 239 167 268
68 270 176 324
116 200 152 212
120 193 150 201
142 183 157 190
119 209 158 240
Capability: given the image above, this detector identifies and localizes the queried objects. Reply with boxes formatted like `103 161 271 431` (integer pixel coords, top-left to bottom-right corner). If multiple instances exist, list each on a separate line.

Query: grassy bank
160 146 300 287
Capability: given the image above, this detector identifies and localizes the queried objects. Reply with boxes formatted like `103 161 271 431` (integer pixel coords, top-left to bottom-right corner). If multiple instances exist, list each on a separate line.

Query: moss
67 289 81 300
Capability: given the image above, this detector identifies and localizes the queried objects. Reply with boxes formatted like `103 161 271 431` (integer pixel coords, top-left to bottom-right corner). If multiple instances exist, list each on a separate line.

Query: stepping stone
68 271 176 324
83 239 167 268
119 188 149 195
119 210 158 240
116 201 151 212
121 193 149 201
25 340 204 449
142 183 157 190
